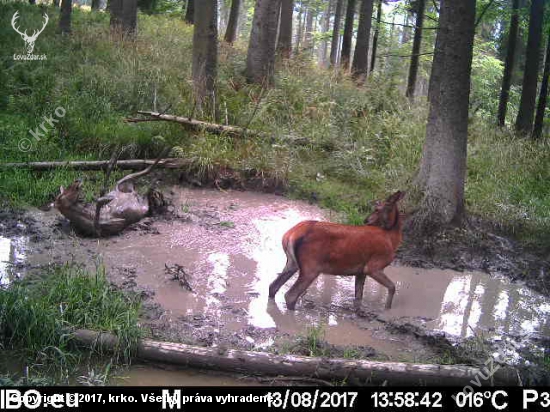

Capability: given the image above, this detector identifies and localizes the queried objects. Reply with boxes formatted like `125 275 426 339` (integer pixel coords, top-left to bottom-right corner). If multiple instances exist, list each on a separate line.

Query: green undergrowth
0 263 141 384
0 3 548 250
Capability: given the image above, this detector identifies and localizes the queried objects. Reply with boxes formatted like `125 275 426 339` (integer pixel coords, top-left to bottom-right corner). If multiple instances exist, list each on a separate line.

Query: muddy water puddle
113 364 263 386
1 187 550 362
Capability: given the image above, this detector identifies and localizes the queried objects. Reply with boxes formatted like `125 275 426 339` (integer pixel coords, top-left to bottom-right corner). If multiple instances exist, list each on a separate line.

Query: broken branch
126 111 311 146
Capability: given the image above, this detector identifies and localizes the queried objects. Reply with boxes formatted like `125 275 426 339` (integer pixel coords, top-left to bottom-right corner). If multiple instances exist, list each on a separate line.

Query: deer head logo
11 11 49 55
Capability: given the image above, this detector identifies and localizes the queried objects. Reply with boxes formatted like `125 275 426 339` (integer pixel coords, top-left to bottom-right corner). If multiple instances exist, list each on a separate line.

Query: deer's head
54 180 83 212
12 11 49 55
364 191 406 229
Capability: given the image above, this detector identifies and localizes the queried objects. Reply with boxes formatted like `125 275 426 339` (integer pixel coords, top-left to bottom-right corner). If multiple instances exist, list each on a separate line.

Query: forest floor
1 172 549 385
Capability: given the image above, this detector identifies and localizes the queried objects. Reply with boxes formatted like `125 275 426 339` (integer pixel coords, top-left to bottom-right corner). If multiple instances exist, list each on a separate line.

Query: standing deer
11 11 49 55
269 191 405 311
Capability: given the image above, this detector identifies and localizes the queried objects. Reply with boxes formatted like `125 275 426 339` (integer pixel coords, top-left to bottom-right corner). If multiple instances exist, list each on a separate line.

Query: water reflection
0 236 28 286
434 271 550 338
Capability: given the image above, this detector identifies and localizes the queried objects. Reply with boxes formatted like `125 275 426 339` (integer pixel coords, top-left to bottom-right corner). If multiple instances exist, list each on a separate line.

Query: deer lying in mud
54 154 166 237
269 191 405 311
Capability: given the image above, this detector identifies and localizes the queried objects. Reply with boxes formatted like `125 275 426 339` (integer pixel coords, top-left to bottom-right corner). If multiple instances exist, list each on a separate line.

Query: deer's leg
367 265 396 309
269 257 298 298
354 273 367 310
284 269 320 310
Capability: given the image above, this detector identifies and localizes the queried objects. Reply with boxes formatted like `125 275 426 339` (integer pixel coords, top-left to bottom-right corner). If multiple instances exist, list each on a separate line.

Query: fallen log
126 111 311 146
73 329 520 386
0 158 190 171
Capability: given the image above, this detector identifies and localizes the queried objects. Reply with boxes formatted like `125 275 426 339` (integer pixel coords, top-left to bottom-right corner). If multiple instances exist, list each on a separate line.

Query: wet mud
1 187 549 383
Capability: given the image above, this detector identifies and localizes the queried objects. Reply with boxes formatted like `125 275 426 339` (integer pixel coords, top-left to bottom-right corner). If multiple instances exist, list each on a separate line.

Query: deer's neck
387 212 403 251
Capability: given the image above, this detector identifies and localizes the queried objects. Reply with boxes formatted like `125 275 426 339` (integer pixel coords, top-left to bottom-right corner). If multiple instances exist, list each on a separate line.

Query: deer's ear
59 186 65 195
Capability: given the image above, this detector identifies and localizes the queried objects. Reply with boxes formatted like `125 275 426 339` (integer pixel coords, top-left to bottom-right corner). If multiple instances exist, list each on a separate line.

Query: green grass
0 2 548 250
218 221 235 228
0 263 141 383
0 372 57 386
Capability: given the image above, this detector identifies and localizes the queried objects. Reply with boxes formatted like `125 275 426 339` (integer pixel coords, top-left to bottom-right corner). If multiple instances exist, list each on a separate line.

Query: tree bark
406 0 426 99
192 0 218 111
59 0 72 34
0 159 190 171
185 0 195 24
402 12 411 44
72 329 521 386
224 0 241 43
91 0 101 11
111 0 137 38
341 0 355 71
122 0 138 37
319 0 333 67
296 1 304 51
53 0 60 7
245 0 282 86
532 29 550 139
413 0 477 230
497 0 520 127
277 0 294 58
304 1 315 51
329 0 344 67
110 0 123 33
515 0 544 134
351 0 374 81
370 0 382 72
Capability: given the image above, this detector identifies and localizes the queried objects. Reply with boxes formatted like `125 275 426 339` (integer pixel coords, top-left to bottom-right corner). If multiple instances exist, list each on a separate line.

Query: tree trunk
245 0 282 86
110 0 138 38
304 3 315 51
319 0 332 67
193 0 218 112
59 0 72 34
532 29 550 139
185 0 195 24
296 1 304 51
497 0 520 127
1 159 190 171
301 7 309 48
277 0 294 58
406 0 426 99
351 0 374 82
224 0 241 43
402 12 411 44
330 0 344 67
53 0 60 7
515 0 544 134
122 0 138 37
110 0 123 33
91 0 101 11
29 0 36 4
341 0 355 71
219 0 229 33
413 0 477 230
370 0 382 72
